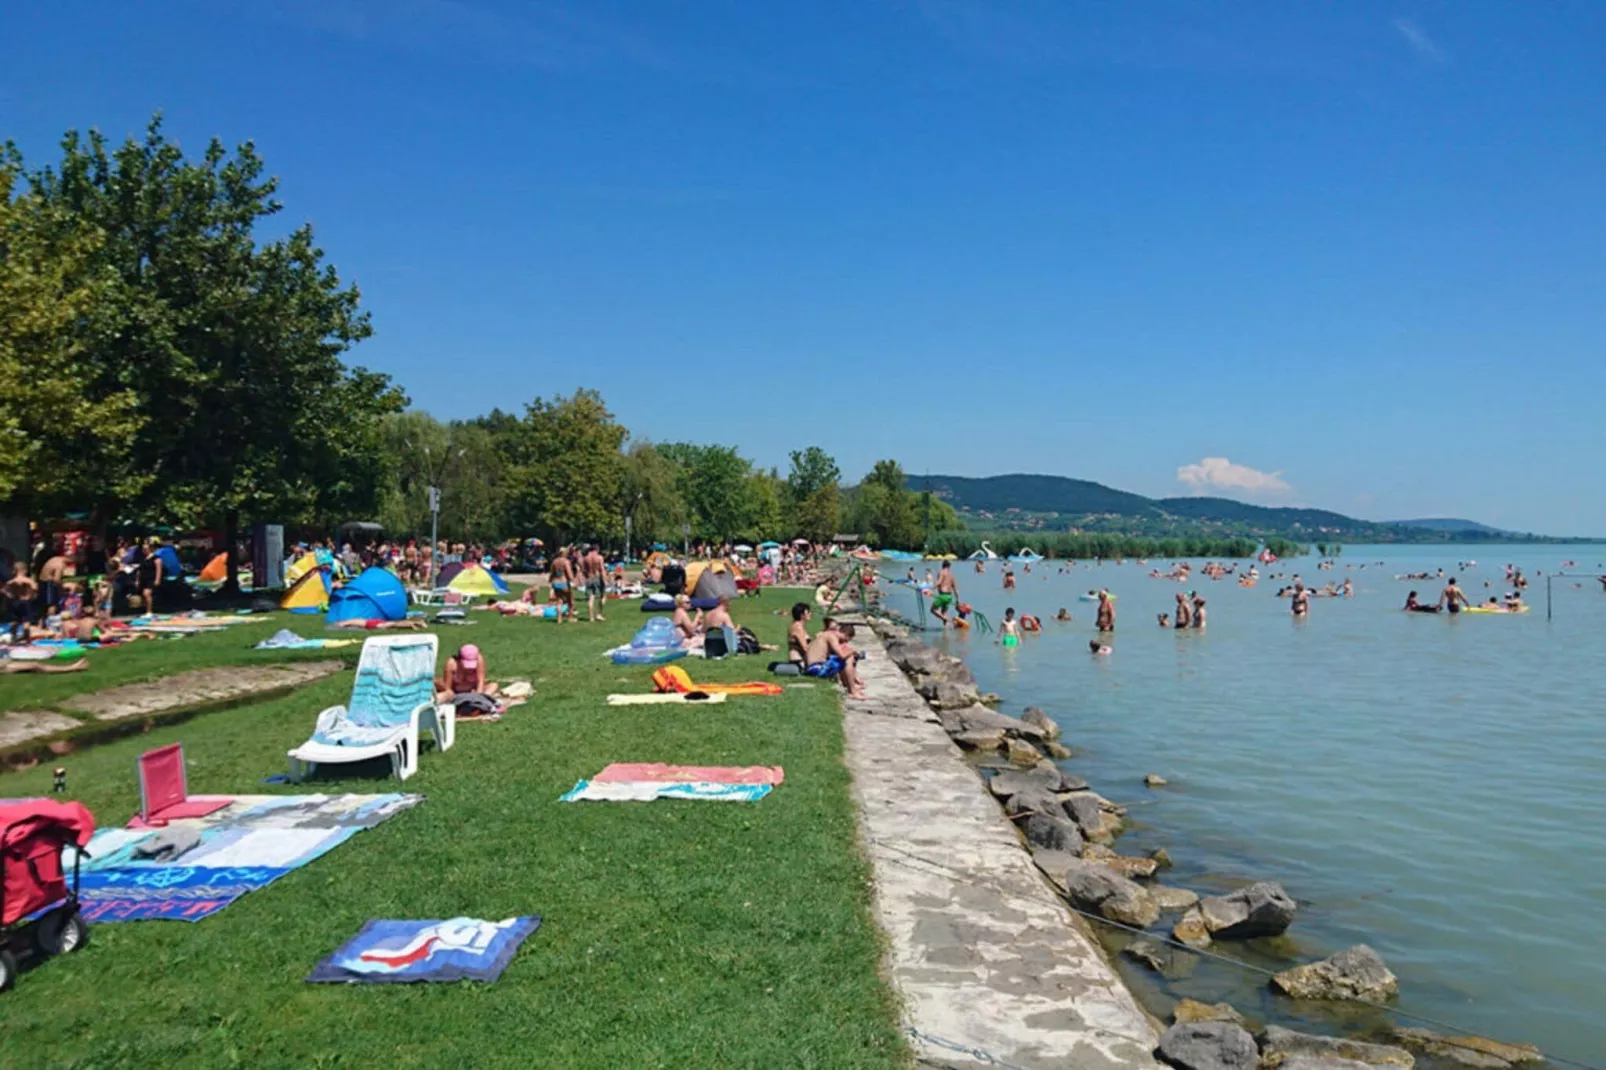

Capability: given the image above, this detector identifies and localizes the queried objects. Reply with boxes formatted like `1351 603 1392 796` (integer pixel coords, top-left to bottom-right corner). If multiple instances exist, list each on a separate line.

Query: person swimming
1055 607 1072 621
1403 591 1440 613
1157 613 1169 628
1020 614 1041 632
1088 639 1111 655
998 608 1020 647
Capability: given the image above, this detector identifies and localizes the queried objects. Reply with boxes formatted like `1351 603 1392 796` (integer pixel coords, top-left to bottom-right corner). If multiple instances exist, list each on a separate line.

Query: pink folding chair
131 744 232 828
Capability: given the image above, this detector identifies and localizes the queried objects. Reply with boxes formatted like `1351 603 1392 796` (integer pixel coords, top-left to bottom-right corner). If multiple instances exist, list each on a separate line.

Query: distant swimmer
998 608 1021 647
931 561 959 628
1157 613 1169 627
1089 639 1112 655
1020 614 1042 632
1291 582 1310 617
1191 595 1206 628
1438 577 1470 615
1055 607 1073 622
1403 591 1440 613
1341 579 1353 597
1173 592 1191 629
1003 569 1016 591
1096 590 1116 632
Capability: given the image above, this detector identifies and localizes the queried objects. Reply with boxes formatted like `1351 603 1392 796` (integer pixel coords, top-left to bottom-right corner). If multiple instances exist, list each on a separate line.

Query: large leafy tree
23 116 402 588
619 441 686 550
657 442 757 543
849 459 920 549
786 446 841 543
0 152 144 512
501 389 626 544
377 412 506 543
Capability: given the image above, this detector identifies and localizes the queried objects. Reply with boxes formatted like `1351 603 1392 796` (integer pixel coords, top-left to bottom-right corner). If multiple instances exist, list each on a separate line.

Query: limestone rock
1062 792 1106 835
938 657 976 687
1197 881 1297 939
1388 1027 1542 1068
1080 844 1158 879
1146 773 1169 787
1006 737 1042 765
1151 885 1199 913
1123 939 1170 972
1270 945 1398 1003
1151 847 1174 867
988 763 1078 797
1023 813 1084 854
1274 1059 1376 1070
1155 1020 1259 1070
1042 741 1073 759
1055 771 1090 791
1003 787 1065 820
1039 856 1158 927
1173 907 1212 948
953 728 1006 751
920 679 982 710
1020 706 1060 740
1260 1025 1414 1068
1172 999 1243 1026
953 705 1041 739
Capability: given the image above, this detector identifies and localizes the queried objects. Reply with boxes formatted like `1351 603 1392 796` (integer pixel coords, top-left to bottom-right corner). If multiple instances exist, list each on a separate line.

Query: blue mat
307 917 541 983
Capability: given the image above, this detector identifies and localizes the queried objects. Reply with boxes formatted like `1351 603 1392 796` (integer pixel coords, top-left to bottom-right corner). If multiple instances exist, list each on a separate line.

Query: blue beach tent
325 567 409 625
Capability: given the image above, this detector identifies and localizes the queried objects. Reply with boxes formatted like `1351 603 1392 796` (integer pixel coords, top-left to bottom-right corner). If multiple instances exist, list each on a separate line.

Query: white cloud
1176 457 1292 496
1393 18 1446 64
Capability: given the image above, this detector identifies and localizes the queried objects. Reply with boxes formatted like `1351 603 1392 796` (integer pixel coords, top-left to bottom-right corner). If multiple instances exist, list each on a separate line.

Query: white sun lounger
287 634 454 782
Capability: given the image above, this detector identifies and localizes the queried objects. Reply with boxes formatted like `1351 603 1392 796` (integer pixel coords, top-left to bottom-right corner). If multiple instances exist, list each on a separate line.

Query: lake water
878 544 1606 1064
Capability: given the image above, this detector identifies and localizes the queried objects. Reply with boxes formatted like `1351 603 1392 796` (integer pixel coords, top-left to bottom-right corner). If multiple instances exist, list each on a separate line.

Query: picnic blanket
651 665 782 697
561 763 783 803
307 917 540 984
255 629 359 651
70 793 421 921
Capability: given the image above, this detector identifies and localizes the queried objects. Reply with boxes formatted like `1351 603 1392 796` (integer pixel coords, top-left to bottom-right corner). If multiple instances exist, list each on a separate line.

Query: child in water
998 608 1021 647
1089 639 1112 655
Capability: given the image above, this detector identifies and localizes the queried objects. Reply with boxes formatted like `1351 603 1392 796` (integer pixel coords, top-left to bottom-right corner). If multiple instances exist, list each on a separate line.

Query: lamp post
682 522 691 558
410 441 465 582
624 492 643 563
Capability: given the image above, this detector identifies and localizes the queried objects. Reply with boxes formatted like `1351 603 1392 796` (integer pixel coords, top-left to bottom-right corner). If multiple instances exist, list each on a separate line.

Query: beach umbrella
758 541 781 549
792 538 810 546
734 544 754 553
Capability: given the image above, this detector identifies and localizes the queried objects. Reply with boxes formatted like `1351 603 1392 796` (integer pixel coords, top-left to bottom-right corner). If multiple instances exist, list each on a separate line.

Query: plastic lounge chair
409 588 440 607
287 634 453 782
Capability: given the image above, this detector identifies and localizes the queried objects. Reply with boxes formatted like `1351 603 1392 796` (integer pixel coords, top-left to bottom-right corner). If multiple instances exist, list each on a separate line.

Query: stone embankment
850 611 1543 1070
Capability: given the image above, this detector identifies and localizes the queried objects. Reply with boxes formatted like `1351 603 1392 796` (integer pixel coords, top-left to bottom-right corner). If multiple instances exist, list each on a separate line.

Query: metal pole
429 485 440 582
624 514 633 564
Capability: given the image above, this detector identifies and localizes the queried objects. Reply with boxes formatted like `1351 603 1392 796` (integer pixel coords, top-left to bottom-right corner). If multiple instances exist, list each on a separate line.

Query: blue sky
7 2 1605 533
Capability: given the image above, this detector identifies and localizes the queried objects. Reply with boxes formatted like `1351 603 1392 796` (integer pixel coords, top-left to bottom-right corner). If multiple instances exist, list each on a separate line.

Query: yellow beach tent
283 552 320 586
281 568 330 613
445 563 510 597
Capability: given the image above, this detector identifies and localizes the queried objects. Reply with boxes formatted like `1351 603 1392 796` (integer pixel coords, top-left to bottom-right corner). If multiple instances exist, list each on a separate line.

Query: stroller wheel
35 908 88 957
0 947 16 992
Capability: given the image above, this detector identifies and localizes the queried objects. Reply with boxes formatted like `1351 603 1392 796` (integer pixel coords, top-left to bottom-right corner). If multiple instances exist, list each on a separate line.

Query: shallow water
879 544 1606 1063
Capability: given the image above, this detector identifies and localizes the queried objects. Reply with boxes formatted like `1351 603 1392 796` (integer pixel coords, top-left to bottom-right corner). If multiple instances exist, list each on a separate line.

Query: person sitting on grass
671 594 701 642
803 619 866 699
701 595 735 635
436 643 499 705
787 602 812 664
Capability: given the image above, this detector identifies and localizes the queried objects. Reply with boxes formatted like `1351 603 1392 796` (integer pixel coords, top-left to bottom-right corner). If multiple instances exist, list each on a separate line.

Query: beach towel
560 762 783 802
307 917 541 984
72 793 421 922
651 664 782 697
255 629 358 651
605 692 727 706
560 780 773 803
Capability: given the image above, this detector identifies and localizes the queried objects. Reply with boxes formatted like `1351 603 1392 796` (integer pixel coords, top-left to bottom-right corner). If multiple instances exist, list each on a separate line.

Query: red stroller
0 799 95 992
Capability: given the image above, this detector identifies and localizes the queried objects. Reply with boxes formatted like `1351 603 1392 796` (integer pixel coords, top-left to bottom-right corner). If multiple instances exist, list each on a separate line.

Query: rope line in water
867 837 1597 1070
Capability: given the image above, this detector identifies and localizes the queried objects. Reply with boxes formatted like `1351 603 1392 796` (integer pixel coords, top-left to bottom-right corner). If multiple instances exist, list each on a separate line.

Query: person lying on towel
803 620 866 699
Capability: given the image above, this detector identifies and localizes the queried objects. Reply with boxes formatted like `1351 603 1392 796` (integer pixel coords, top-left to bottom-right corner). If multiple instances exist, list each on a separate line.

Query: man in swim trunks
1096 590 1115 632
549 548 576 623
1291 582 1310 617
582 544 608 622
804 620 865 699
1173 592 1191 629
997 608 1020 647
931 561 958 627
5 562 39 641
1438 577 1469 614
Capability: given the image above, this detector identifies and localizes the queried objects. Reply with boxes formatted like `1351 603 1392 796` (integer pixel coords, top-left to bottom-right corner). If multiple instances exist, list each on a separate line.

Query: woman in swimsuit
435 643 498 704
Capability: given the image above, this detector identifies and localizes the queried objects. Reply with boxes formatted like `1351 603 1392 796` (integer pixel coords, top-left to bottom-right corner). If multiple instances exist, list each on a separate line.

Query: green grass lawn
1 590 906 1070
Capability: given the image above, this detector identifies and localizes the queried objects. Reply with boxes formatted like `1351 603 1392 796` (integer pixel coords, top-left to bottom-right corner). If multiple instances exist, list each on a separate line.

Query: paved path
66 661 345 721
843 641 1161 1069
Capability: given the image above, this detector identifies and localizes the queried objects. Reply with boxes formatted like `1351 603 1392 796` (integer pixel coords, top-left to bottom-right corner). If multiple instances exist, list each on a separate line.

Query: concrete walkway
843 640 1161 1069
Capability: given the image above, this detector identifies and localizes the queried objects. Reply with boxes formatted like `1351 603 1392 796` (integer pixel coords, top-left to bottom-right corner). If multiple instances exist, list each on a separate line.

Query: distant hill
904 473 1558 544
1390 518 1509 536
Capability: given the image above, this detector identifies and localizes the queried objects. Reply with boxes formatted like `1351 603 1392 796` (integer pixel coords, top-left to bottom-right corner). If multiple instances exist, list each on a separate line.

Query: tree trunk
222 507 242 597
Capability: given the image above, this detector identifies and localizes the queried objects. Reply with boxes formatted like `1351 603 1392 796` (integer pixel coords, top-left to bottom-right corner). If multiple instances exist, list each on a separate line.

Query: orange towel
652 665 782 697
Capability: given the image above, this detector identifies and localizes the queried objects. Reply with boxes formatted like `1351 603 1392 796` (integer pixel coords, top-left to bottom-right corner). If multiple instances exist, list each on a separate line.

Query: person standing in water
1438 576 1470 614
1096 590 1115 632
997 608 1020 647
1191 595 1206 628
1173 592 1191 629
931 560 959 628
1291 582 1310 617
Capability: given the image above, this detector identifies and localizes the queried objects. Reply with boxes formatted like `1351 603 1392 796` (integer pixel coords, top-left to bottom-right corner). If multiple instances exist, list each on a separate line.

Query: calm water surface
880 544 1606 1063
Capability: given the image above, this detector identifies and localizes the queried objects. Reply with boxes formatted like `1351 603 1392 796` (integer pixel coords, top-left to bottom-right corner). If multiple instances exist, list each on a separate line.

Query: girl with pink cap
435 643 499 705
